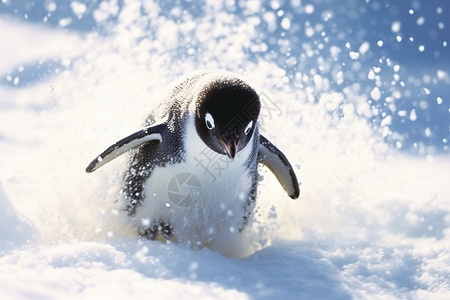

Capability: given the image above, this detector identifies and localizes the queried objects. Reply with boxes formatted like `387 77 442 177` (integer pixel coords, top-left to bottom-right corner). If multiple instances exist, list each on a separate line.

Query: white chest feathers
129 116 256 250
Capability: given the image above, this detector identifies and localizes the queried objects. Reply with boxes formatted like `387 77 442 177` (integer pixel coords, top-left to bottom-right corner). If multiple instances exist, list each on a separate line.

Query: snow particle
281 17 291 30
71 1 87 18
238 192 246 201
58 18 72 27
46 2 57 12
335 71 344 84
423 74 431 84
93 0 119 23
416 17 425 26
409 109 417 121
304 4 315 14
398 110 407 117
322 10 333 21
359 42 370 55
330 46 341 58
189 261 198 272
393 74 400 82
409 9 414 15
377 40 384 47
381 115 392 127
418 45 425 52
396 36 402 42
436 97 443 105
349 51 360 60
13 77 19 85
419 100 428 110
305 27 314 37
370 87 381 100
391 21 401 33
270 0 281 10
263 12 277 33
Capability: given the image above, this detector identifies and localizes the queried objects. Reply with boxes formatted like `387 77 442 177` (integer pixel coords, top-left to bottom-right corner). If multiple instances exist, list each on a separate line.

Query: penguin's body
86 71 299 249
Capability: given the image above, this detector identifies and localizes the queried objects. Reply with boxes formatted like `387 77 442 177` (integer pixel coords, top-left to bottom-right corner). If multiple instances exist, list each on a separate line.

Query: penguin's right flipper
85 123 166 173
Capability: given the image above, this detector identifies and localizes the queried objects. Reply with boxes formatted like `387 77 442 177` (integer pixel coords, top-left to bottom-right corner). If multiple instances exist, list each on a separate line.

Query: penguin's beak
218 136 240 160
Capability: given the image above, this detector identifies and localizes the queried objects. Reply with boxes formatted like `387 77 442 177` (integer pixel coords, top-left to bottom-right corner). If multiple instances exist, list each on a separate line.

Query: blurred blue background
1 0 449 154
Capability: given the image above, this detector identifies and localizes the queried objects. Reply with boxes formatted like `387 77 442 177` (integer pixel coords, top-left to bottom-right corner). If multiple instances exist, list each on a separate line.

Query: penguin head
195 78 260 159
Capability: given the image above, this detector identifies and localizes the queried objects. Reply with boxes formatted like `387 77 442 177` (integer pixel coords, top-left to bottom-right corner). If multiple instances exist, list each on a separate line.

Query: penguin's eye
205 112 215 130
244 120 253 135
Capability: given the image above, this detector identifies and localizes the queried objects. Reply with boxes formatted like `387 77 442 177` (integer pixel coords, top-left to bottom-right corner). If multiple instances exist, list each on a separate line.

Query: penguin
86 70 299 247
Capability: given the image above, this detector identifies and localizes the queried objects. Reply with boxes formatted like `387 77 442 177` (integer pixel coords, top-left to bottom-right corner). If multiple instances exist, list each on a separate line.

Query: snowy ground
1 1 449 299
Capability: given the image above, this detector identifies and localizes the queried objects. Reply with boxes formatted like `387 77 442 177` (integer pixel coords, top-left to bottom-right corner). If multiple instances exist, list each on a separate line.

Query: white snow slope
1 1 449 299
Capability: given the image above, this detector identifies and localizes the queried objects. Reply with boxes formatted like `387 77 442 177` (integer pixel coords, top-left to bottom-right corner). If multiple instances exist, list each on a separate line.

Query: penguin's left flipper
85 123 166 173
258 135 300 199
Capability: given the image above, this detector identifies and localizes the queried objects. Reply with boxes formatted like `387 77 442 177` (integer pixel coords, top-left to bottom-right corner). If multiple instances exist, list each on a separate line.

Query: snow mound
0 182 35 251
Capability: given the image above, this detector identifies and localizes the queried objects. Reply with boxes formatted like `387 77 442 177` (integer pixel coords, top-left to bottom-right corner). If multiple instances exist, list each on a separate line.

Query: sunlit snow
0 0 449 299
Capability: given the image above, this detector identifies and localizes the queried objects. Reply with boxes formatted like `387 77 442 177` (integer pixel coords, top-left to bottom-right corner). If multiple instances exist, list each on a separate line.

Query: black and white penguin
86 70 299 248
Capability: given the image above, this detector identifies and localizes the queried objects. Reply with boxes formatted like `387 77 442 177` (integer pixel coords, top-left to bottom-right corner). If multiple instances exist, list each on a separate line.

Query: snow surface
1 1 450 299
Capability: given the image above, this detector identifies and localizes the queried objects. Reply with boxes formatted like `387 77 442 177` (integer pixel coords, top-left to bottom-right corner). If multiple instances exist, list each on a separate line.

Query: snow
370 87 381 101
71 1 87 18
1 1 449 299
58 17 72 27
391 21 401 33
0 18 82 74
280 17 291 30
349 51 360 60
304 4 315 15
416 17 425 26
409 109 418 122
359 42 370 55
